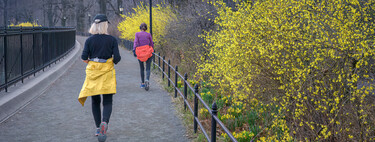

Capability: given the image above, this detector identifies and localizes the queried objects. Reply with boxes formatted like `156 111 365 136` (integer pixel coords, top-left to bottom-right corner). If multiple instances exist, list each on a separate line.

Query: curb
0 40 81 123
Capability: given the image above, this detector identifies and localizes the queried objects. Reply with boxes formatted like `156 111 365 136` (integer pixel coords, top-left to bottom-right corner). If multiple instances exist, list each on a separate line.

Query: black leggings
92 94 113 128
138 56 152 83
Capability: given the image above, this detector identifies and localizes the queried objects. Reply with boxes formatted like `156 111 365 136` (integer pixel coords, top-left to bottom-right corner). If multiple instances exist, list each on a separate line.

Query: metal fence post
162 56 165 79
32 26 36 77
54 32 57 64
158 52 160 70
153 50 156 68
125 40 127 50
194 84 199 133
42 27 45 72
168 59 170 87
184 73 188 111
20 26 24 83
4 27 8 92
49 31 52 68
126 40 128 50
211 102 218 142
175 65 178 98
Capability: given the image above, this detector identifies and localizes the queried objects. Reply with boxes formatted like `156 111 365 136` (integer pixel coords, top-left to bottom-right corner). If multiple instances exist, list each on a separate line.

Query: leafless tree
98 0 107 14
55 0 75 27
76 0 93 32
40 0 60 26
0 0 8 26
107 0 124 17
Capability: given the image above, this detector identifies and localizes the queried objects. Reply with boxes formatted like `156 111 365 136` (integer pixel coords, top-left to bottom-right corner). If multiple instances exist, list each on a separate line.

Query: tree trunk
14 0 19 23
61 0 68 27
98 0 106 14
47 1 54 27
76 0 85 32
3 0 7 26
132 0 136 7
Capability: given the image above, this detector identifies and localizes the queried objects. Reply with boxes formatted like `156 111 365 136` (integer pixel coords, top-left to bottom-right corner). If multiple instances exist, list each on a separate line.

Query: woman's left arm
82 39 91 64
113 39 121 64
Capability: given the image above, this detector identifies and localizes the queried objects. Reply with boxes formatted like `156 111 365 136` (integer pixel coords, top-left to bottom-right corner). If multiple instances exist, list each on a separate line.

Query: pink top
133 31 154 50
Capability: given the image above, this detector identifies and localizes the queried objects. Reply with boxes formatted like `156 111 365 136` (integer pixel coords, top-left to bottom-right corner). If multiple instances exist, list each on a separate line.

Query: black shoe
145 80 150 91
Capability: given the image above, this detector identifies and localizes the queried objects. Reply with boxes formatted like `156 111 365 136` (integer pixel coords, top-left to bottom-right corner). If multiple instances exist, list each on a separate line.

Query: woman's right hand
83 60 89 64
133 50 137 57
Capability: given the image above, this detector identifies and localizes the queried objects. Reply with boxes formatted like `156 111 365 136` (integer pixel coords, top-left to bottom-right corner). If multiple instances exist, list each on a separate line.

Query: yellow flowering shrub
117 3 177 48
199 108 209 119
197 0 375 141
10 22 41 27
222 130 255 142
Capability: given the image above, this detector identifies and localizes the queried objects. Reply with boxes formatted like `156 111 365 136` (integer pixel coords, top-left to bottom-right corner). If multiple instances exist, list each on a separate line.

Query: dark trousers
138 56 152 83
92 94 113 128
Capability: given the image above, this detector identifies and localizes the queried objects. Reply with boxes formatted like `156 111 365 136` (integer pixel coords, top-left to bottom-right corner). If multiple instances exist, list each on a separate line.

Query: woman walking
78 14 121 142
133 23 154 91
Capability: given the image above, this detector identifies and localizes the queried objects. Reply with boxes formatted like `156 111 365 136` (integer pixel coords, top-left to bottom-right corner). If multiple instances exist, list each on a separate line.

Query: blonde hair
89 22 108 34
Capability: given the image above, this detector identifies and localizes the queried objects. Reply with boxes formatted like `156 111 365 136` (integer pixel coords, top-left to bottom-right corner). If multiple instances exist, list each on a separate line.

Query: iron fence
153 52 238 142
123 39 238 142
123 40 133 51
0 26 76 92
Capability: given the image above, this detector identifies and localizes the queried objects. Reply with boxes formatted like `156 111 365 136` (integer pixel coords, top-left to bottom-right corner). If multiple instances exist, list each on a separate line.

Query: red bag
136 45 153 62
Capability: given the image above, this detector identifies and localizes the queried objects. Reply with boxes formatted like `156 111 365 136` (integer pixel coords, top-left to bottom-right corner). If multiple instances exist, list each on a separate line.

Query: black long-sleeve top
81 34 121 64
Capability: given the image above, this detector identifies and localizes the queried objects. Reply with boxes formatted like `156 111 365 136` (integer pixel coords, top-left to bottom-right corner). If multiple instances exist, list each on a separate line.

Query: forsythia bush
117 3 177 47
197 0 375 141
10 22 41 27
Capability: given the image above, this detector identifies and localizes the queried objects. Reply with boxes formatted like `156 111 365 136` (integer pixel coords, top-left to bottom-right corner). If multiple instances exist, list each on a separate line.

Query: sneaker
95 128 100 136
145 80 150 91
98 122 108 142
140 83 145 88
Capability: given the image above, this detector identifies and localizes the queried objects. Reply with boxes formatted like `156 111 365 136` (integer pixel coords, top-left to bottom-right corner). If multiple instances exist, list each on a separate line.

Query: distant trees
98 0 107 14
75 0 93 32
58 0 75 27
0 0 230 34
118 3 177 45
0 0 136 27
40 0 76 27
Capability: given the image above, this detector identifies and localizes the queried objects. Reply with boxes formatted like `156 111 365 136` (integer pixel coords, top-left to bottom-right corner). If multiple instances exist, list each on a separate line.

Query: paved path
0 36 188 142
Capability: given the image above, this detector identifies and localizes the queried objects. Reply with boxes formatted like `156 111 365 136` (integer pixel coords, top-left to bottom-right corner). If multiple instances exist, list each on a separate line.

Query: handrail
151 52 238 142
195 116 210 141
0 27 76 92
121 39 238 142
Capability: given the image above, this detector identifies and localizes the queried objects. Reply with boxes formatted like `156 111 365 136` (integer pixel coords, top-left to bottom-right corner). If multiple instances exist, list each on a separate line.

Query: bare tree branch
107 0 121 16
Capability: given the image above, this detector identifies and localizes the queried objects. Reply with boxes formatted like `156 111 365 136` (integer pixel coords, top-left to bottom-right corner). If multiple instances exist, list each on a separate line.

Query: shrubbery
118 0 375 141
9 22 41 27
117 3 176 48
197 0 375 141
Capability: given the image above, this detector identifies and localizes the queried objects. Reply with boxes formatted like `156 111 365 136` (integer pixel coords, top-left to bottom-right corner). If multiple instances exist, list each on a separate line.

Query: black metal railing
0 26 76 92
123 40 133 51
122 39 237 142
153 52 238 142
